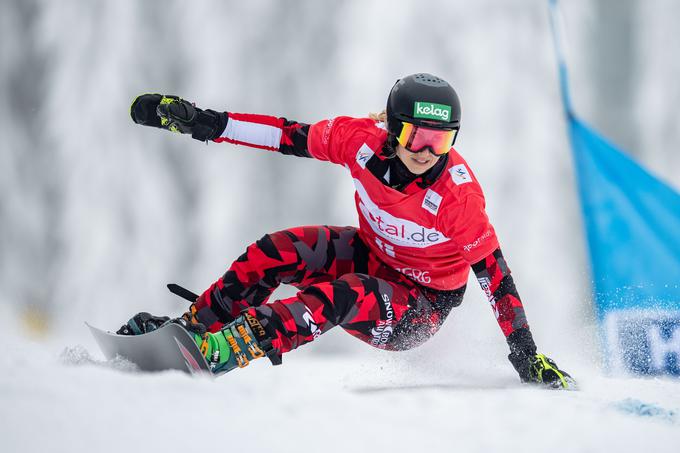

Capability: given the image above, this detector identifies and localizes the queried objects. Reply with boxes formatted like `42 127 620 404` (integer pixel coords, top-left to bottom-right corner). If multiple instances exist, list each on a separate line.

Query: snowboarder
121 73 575 388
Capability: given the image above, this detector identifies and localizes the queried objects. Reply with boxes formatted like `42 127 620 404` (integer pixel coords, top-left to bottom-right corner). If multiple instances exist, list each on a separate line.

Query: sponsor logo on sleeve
463 229 493 252
321 118 335 145
414 102 451 122
422 189 443 215
476 276 499 319
450 164 472 185
356 143 375 169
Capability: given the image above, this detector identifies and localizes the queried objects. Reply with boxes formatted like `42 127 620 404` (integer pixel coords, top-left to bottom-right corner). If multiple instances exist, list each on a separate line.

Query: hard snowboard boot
175 311 280 375
118 309 280 375
117 312 170 335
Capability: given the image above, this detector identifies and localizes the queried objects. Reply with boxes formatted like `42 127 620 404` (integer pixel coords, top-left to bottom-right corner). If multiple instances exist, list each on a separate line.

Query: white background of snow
2 304 680 453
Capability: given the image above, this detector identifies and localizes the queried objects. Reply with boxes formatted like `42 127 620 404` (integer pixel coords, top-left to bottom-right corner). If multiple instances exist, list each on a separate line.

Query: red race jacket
309 117 499 290
211 112 534 348
216 114 500 291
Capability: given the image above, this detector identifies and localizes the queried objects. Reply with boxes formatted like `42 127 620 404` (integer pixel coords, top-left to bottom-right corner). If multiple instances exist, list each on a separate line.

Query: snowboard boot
117 312 170 335
175 312 279 375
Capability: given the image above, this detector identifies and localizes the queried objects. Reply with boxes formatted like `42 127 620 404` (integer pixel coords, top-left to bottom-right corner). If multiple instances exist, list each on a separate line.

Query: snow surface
2 315 679 453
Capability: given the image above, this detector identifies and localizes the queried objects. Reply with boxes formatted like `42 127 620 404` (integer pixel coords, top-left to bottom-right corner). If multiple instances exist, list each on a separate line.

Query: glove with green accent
527 354 576 389
130 94 228 142
506 327 576 389
509 350 576 390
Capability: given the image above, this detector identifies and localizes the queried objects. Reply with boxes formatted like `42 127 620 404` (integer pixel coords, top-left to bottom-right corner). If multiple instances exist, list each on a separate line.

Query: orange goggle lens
397 122 457 156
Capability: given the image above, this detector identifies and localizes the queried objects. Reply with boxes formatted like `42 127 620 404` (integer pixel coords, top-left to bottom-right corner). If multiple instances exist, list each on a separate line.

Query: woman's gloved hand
130 94 228 142
509 350 577 390
506 327 576 390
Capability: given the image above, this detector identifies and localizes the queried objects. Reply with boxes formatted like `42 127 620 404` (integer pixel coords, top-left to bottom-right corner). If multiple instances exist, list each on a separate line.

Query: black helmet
386 73 461 138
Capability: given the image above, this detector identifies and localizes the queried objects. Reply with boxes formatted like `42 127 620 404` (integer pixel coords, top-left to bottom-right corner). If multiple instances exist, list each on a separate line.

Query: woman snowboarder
121 73 574 389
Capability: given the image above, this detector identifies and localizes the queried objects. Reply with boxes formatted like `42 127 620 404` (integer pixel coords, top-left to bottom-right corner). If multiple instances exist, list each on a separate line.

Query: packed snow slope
2 315 679 453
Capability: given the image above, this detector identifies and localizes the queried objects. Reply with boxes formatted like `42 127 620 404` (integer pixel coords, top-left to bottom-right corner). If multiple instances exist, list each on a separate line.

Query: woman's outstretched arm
130 93 313 157
214 112 312 157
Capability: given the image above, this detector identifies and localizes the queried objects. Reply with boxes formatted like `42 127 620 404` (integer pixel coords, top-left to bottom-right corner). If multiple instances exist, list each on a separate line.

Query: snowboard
86 322 212 375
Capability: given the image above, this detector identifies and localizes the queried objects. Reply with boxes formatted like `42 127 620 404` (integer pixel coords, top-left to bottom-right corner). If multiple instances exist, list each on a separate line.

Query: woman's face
395 144 441 175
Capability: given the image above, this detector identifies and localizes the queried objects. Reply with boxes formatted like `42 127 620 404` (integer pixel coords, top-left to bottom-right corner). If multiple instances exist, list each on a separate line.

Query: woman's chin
406 158 435 174
394 145 439 174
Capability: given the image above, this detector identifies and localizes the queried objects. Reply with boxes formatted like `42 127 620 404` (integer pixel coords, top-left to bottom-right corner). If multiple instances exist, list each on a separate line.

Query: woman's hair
369 110 397 158
368 110 387 122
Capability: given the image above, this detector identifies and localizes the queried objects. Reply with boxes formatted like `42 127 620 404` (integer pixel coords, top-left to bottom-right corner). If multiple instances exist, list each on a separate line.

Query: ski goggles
396 121 458 156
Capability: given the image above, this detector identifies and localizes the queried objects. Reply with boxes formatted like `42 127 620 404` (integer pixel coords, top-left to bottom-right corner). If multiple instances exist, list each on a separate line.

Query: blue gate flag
549 0 680 375
569 118 680 316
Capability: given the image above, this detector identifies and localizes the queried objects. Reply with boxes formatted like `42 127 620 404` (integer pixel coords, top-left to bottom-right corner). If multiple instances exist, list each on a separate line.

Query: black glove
525 354 576 390
130 94 228 142
506 327 576 389
117 312 170 335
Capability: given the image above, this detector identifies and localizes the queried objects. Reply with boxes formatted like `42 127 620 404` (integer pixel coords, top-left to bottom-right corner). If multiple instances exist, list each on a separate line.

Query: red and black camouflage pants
192 226 465 355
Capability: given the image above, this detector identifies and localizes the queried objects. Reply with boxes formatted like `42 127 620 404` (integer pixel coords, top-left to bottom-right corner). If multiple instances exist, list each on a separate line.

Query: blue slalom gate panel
567 118 680 376
549 0 680 376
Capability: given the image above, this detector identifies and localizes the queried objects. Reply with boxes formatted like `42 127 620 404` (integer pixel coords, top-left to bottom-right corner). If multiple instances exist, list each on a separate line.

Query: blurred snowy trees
1 1 678 362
